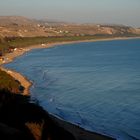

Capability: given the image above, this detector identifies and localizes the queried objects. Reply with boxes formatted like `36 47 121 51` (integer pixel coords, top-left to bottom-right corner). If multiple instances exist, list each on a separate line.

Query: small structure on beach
14 48 17 51
41 43 46 46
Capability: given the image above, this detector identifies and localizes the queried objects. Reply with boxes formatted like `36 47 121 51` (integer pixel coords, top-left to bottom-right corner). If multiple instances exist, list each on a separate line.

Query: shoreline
0 67 32 95
0 36 140 139
1 36 140 95
50 114 115 140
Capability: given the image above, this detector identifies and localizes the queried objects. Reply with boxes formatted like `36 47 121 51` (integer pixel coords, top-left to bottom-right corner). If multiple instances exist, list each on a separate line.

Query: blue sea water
5 39 140 139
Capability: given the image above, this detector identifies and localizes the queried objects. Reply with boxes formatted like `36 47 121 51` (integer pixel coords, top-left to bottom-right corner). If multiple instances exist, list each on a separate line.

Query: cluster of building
0 47 24 64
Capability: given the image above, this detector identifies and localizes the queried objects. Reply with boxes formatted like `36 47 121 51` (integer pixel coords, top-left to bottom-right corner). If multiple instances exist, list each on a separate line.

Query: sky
0 0 140 27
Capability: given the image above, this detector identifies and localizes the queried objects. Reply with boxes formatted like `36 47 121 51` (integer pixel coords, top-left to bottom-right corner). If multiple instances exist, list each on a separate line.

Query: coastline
1 36 140 96
50 114 115 140
0 36 140 139
0 67 32 95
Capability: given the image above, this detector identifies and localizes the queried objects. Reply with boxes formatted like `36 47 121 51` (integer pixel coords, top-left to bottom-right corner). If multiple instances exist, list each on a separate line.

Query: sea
4 39 140 140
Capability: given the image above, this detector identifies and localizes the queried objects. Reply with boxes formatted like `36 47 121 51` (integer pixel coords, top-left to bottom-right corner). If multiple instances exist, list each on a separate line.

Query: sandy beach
0 36 140 139
0 67 32 95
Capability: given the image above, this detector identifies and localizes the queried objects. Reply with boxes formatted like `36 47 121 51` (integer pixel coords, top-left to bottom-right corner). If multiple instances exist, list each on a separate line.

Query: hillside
0 16 140 38
0 16 57 37
0 69 23 94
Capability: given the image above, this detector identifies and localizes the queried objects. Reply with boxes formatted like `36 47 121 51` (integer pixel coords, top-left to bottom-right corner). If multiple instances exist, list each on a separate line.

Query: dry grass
26 121 44 140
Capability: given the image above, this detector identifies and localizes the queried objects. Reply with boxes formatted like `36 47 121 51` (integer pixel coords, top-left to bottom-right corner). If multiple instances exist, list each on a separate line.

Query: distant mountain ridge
0 16 36 26
0 16 140 38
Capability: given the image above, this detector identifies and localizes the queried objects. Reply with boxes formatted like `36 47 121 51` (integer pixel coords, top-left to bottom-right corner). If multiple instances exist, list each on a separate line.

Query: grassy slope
0 69 22 94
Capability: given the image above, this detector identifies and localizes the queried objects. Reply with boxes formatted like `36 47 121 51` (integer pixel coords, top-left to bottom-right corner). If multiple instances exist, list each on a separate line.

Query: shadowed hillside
0 90 76 140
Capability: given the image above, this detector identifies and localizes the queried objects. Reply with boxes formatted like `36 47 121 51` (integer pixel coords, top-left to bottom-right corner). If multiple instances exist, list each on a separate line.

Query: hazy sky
0 0 140 27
